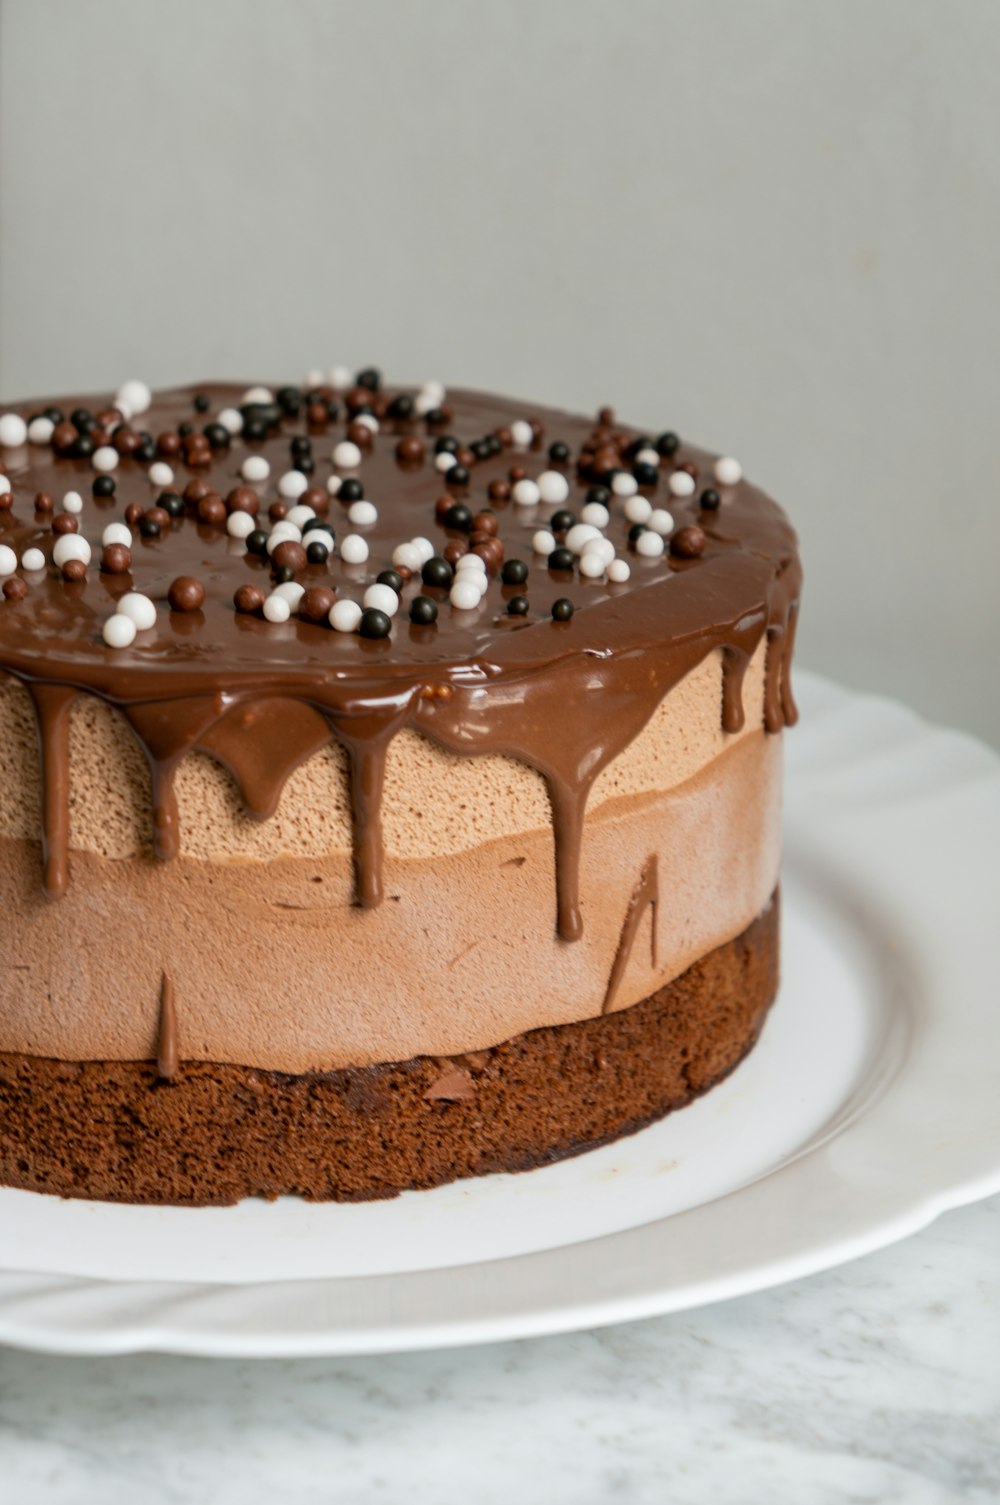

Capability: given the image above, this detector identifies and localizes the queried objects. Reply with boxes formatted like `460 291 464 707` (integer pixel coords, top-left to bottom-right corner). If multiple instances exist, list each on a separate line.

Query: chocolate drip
25 683 76 899
0 383 802 940
603 855 659 1014
156 969 179 1081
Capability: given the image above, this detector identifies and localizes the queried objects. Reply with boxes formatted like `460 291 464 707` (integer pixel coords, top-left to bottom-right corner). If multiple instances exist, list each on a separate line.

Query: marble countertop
1 1195 997 1504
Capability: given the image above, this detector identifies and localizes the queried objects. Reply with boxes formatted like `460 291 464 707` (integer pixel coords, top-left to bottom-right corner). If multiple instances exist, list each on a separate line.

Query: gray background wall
1 0 997 745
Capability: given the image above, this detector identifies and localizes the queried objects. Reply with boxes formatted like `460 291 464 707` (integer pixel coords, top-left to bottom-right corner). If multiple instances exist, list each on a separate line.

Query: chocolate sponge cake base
0 893 778 1207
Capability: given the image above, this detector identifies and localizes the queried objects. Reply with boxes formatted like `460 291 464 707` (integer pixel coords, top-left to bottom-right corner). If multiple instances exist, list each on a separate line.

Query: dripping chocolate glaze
602 854 659 1015
156 969 179 1081
0 384 801 939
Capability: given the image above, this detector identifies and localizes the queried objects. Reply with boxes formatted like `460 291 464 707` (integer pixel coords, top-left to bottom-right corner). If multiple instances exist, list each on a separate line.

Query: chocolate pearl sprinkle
3 577 27 602
670 524 707 559
234 583 265 615
168 576 206 612
226 485 260 516
125 501 144 526
271 540 307 573
101 543 132 575
0 490 13 512
52 513 79 535
299 586 336 624
61 558 86 582
34 492 54 513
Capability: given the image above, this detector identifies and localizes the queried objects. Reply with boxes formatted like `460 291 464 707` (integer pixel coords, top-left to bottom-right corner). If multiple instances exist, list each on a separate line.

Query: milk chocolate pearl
300 485 329 516
34 491 54 513
598 406 615 426
509 464 527 483
473 538 504 571
469 529 495 548
395 435 425 465
456 446 476 469
156 431 182 457
184 477 212 505
125 501 144 526
226 485 260 516
97 407 124 429
234 583 265 615
670 524 706 559
52 513 78 535
145 506 171 531
443 539 468 566
271 540 307 573
61 558 86 582
168 576 206 612
678 460 699 479
197 492 226 526
113 427 140 456
347 419 374 451
299 586 336 623
487 478 511 503
472 510 498 536
307 401 329 429
52 421 77 453
268 500 288 522
3 577 27 602
494 426 513 447
101 543 132 575
0 489 12 511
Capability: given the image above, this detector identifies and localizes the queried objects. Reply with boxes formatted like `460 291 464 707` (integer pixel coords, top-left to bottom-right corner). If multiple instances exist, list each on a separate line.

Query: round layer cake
0 375 801 1204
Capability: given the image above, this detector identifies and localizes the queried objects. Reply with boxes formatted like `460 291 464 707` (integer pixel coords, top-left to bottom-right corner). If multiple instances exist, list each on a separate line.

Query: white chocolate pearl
668 470 696 498
27 416 54 445
279 470 309 500
532 529 556 554
272 580 305 609
565 523 600 555
148 461 174 487
227 510 256 539
102 613 137 648
434 451 457 474
333 440 362 470
624 495 652 525
242 385 272 404
62 490 84 514
241 455 271 483
266 523 302 552
117 592 157 630
53 535 91 568
21 547 46 571
510 419 533 448
92 446 119 473
611 471 638 497
512 479 541 507
636 530 665 558
584 535 615 565
411 536 435 565
263 593 291 623
326 474 342 497
608 558 631 583
537 470 569 504
0 475 9 496
392 541 422 572
364 583 400 617
0 544 17 574
348 500 377 526
455 553 486 575
648 508 675 535
579 551 606 579
636 447 660 467
102 523 132 547
340 533 369 565
415 389 441 417
303 368 324 389
329 598 362 632
450 577 483 610
354 413 379 433
285 504 317 529
0 413 28 447
328 366 352 393
420 380 445 406
116 380 151 416
580 501 610 528
714 456 743 486
218 407 243 435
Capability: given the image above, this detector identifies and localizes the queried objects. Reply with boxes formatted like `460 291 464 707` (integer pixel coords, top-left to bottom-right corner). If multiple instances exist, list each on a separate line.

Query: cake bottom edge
0 889 779 1206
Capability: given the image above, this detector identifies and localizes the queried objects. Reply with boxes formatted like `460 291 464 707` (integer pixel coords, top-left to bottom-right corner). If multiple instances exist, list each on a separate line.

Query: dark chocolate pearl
548 441 570 464
242 417 269 443
421 556 453 589
395 435 425 464
134 440 155 463
387 393 415 420
91 474 116 499
160 491 185 520
445 464 470 488
272 540 307 572
302 516 333 536
168 576 205 612
434 435 459 455
670 525 706 559
507 595 529 616
548 547 574 571
71 407 95 432
338 478 364 503
241 401 280 429
632 461 659 487
193 393 210 413
299 586 335 623
355 366 381 391
359 606 391 639
71 434 95 459
656 431 680 457
443 503 472 531
138 515 161 538
628 522 649 544
470 439 492 462
43 406 65 425
101 544 132 575
234 583 265 615
273 564 296 585
551 598 574 621
550 510 576 535
409 595 438 626
377 569 404 593
699 488 721 511
178 421 194 439
246 529 269 556
585 485 611 507
290 435 312 459
306 541 330 565
276 386 302 417
501 559 528 586
423 407 446 427
204 422 230 449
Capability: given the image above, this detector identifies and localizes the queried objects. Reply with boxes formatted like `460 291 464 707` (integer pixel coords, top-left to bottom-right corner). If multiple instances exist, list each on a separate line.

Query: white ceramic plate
1 671 998 1355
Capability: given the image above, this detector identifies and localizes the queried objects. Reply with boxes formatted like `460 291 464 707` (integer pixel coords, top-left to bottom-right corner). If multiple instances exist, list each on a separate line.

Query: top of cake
0 372 801 933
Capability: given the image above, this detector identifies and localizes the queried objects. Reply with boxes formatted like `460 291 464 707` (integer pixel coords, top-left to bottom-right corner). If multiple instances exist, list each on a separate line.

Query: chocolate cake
0 375 801 1205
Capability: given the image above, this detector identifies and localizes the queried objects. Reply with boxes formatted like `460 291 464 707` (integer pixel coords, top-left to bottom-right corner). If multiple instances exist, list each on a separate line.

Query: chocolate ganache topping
0 376 801 939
